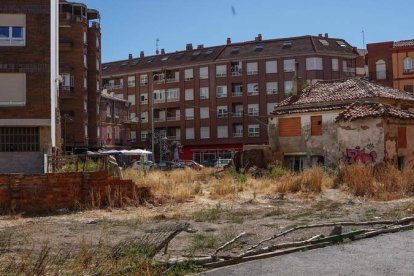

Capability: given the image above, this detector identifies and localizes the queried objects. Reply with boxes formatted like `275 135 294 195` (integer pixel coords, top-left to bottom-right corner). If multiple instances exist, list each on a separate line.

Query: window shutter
266 60 277 73
311 115 323 136
279 117 301 137
185 89 194 100
200 107 209 119
398 127 407 148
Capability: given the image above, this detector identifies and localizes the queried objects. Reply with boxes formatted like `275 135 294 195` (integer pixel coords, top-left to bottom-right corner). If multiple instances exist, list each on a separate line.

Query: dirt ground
1 187 414 266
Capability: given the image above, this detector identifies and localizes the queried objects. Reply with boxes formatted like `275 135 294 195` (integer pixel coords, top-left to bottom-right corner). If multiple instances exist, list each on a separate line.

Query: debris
213 232 246 257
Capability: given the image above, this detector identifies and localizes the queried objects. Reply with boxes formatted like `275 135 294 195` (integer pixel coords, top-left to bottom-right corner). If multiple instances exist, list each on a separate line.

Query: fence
46 154 115 174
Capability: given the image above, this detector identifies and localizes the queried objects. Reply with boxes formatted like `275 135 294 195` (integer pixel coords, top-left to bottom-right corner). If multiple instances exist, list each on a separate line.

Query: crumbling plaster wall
268 111 340 167
384 120 414 168
337 118 385 164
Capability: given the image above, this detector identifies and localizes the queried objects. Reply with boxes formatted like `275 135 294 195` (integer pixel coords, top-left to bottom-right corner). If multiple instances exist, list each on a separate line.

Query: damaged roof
274 78 414 115
336 102 414 121
102 35 357 77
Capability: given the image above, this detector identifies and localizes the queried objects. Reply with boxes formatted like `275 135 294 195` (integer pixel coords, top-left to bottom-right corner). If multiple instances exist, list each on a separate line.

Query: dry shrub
340 163 414 200
299 167 324 193
209 175 239 199
123 168 207 203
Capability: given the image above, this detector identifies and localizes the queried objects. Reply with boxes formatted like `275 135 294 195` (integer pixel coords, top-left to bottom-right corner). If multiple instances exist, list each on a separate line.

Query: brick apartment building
99 91 131 148
0 0 59 173
367 39 414 92
102 34 358 163
59 0 101 152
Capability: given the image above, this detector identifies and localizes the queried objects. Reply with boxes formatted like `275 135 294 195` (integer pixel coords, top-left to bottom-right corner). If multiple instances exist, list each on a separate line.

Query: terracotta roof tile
275 78 414 114
393 39 414 48
336 102 414 121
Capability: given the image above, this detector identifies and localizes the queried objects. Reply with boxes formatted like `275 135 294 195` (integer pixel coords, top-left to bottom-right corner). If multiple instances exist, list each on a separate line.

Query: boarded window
279 117 301 137
0 73 26 106
311 115 323 136
398 127 407 148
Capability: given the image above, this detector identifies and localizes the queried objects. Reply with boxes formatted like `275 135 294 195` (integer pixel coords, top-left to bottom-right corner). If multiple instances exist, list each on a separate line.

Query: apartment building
59 0 101 152
99 91 131 148
0 0 59 173
102 34 358 163
368 39 414 92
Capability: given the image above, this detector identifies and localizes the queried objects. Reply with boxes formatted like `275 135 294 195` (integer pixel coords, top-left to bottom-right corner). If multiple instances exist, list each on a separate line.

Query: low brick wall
0 172 151 215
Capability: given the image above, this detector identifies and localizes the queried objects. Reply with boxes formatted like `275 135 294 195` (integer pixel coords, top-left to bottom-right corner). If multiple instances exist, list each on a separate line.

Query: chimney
128 54 132 61
140 51 144 58
186 43 193 50
156 49 159 55
197 44 204 49
255 34 262 42
318 34 323 37
324 33 329 38
227 37 231 45
161 48 165 55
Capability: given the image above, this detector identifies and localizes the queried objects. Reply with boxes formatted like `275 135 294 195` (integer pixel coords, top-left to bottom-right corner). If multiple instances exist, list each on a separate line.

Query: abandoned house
268 78 414 170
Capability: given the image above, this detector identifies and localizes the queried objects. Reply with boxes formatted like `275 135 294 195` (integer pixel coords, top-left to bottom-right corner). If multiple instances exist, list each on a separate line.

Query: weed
191 233 219 252
192 204 225 222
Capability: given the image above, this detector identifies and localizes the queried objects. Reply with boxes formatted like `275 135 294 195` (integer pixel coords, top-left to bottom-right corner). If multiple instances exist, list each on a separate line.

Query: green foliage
191 232 219 252
268 166 288 179
228 165 247 183
192 204 224 222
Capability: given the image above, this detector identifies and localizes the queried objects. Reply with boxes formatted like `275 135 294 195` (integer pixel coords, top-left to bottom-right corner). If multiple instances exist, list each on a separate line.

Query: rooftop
274 78 414 115
102 35 358 77
336 102 414 121
393 39 414 48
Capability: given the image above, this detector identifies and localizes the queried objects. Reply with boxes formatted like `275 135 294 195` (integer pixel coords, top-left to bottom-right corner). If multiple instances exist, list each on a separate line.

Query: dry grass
340 163 414 200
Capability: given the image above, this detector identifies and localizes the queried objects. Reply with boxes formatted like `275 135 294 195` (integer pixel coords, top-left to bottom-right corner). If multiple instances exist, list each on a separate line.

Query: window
140 93 148 104
186 128 195 140
267 103 277 115
329 59 338 72
127 95 135 105
343 60 348 72
166 88 180 102
200 67 209 79
184 68 194 80
248 124 260 137
84 78 87 89
128 76 135 87
200 127 210 139
231 46 240 54
106 105 111 118
232 83 243 96
96 59 100 70
96 36 100 48
282 41 292 49
140 74 148 86
84 54 87 68
200 107 209 119
185 89 194 100
216 65 227 77
153 89 165 103
398 127 407 148
336 40 346 47
231 61 242 75
0 14 25 46
216 86 227 98
404 85 413 92
284 59 295 72
403 57 412 73
217 126 229 138
247 62 258 75
248 104 259 116
319 39 329 46
255 44 264 52
311 115 322 136
0 127 39 152
266 82 278 94
185 108 194 120
141 131 148 141
284 81 293 94
306 57 323 70
97 81 100 92
279 117 301 137
130 130 136 140
247 83 259 95
233 125 243 137
233 105 243 117
0 73 26 106
129 112 136 121
141 111 148 123
61 73 74 91
217 106 228 118
83 31 87 44
376 60 386 80
266 60 277 73
200 87 209 99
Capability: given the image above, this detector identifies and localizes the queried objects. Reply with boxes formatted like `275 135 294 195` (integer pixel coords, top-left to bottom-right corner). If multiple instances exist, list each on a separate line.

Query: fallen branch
246 217 414 251
213 232 246 257
353 224 414 240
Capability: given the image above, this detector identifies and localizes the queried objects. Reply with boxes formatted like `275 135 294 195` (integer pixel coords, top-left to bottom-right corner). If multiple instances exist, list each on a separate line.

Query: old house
268 78 414 170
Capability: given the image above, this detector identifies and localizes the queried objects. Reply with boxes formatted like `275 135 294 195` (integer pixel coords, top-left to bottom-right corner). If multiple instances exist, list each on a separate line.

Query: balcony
104 84 123 90
166 115 180 121
167 135 180 140
248 132 260 137
267 89 277 95
247 70 258 75
216 73 226 77
59 85 74 92
166 97 180 102
231 68 242 76
233 132 243 138
248 91 259 96
140 80 148 86
233 112 243 118
154 98 165 104
154 117 166 122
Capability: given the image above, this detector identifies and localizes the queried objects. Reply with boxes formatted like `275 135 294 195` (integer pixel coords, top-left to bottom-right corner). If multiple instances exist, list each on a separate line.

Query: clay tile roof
275 78 414 114
393 39 414 48
336 102 414 121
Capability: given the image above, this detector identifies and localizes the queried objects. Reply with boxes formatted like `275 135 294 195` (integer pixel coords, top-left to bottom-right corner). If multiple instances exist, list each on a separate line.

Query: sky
81 0 414 63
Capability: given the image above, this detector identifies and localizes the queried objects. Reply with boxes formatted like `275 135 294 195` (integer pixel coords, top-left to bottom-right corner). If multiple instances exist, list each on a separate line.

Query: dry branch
213 232 246 256
246 217 414 251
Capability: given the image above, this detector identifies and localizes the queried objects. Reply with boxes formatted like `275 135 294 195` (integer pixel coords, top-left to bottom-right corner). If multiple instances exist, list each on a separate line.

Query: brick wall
0 172 150 215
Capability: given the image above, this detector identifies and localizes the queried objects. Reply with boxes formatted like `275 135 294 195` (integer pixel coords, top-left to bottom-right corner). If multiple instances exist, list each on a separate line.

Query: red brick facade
367 42 394 87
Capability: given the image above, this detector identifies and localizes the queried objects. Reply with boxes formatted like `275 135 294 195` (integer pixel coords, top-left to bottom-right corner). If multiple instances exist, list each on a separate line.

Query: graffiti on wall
346 145 377 164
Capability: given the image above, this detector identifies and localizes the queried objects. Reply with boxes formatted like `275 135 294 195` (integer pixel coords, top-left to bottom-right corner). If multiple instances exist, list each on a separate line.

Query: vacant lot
1 165 414 275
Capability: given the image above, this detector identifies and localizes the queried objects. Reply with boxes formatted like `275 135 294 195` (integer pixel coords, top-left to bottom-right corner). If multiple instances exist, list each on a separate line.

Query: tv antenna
156 38 160 54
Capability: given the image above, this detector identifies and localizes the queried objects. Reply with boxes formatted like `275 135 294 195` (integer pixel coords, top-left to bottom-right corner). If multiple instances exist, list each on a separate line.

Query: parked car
131 160 156 170
214 159 232 169
200 159 216 167
156 161 186 171
178 160 204 170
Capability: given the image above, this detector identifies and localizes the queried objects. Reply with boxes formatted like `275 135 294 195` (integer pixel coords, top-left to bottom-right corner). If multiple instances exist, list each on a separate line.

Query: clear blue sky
81 0 414 63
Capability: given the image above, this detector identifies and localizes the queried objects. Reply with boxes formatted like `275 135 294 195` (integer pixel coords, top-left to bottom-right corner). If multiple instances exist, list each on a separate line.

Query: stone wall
0 172 150 215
